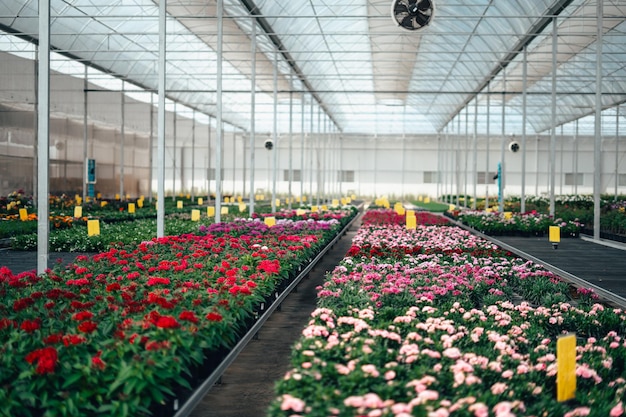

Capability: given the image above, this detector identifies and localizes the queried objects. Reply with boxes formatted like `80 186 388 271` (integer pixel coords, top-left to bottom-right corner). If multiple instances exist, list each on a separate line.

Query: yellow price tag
406 215 417 230
74 206 83 218
207 206 215 217
75 196 82 205
504 211 512 220
177 201 183 209
19 208 28 221
221 207 229 215
549 226 561 243
332 199 339 206
264 216 276 227
296 209 306 216
96 192 102 199
302 196 307 202
239 203 246 213
311 205 318 213
424 197 431 204
87 220 100 236
137 199 143 208
115 194 120 200
197 198 203 206
557 334 576 401
275 199 281 207
191 209 200 221
128 203 135 214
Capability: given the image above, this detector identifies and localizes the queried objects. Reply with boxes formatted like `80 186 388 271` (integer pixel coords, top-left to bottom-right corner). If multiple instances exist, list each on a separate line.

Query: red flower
179 311 199 323
44 333 63 344
0 318 16 330
13 297 34 312
106 283 121 292
206 312 223 322
72 311 94 321
145 340 171 351
77 321 98 333
25 347 58 375
91 351 106 371
147 277 171 286
257 259 280 275
66 278 90 286
63 334 87 346
20 319 41 333
155 315 180 329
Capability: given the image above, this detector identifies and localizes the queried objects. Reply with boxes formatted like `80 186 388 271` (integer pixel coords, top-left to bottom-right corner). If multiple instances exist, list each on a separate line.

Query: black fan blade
417 0 432 12
415 11 431 26
401 15 414 28
394 3 409 14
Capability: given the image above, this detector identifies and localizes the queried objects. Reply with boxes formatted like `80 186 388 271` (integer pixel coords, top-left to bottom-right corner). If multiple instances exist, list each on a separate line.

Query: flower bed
269 210 626 417
455 210 583 237
0 209 355 416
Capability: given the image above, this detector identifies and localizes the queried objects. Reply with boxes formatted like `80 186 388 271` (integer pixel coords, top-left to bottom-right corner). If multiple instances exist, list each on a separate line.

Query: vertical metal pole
499 69 506 213
549 17 557 217
172 104 177 201
36 0 51 275
232 131 237 196
339 131 343 198
464 106 469 208
288 83 293 209
271 49 278 213
309 99 314 205
157 0 166 237
436 133 440 201
120 82 125 200
215 0 224 222
191 110 196 201
456 116 461 206
573 120 578 195
615 106 620 200
521 46 528 213
207 117 212 202
593 0 603 239
485 83 490 209
535 136 540 196
560 125 564 195
82 66 88 202
472 99 478 209
300 93 305 203
249 20 256 215
149 93 154 202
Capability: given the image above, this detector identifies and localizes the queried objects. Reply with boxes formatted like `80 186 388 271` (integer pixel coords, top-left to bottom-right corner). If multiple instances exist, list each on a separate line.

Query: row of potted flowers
0 207 356 417
269 209 625 417
453 210 584 237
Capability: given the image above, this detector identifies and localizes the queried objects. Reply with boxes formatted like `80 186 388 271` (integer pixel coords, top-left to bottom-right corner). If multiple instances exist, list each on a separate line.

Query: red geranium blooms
77 321 98 333
155 315 180 329
25 346 58 375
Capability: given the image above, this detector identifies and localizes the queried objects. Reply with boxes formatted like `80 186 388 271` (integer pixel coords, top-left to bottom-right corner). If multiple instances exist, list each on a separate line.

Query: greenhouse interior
1 0 626 416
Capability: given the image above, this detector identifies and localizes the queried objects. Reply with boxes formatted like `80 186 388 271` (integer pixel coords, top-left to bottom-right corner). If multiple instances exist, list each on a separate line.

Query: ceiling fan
391 0 434 31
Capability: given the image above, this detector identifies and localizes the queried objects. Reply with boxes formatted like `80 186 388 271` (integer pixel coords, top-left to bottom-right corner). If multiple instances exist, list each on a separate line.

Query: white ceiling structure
0 0 625 136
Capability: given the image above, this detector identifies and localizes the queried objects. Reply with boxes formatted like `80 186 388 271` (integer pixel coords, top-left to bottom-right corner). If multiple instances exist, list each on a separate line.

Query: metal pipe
521 46 527 213
249 18 256 216
549 18 557 217
593 0 603 239
156 0 166 237
215 0 224 223
120 82 125 200
271 48 278 213
36 0 50 275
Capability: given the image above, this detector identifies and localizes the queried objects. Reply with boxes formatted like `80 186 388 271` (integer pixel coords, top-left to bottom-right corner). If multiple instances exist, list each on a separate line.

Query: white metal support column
615 106 620 200
120 82 125 200
464 106 469 208
472 99 478 210
172 103 177 201
149 93 154 203
249 19 256 216
593 0 603 239
215 0 224 222
309 100 314 205
573 120 579 195
300 93 305 203
82 66 88 202
36 0 51 275
316 107 321 205
288 83 293 209
191 110 196 201
485 83 491 209
157 0 167 237
521 46 528 213
549 18 558 217
271 48 278 213
499 69 506 213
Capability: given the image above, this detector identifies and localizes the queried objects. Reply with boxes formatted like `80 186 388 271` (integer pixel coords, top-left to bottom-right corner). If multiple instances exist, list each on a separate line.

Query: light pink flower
491 382 508 395
610 402 624 417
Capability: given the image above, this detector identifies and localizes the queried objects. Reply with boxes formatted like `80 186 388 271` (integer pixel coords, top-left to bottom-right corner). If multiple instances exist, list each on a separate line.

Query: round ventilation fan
391 0 434 31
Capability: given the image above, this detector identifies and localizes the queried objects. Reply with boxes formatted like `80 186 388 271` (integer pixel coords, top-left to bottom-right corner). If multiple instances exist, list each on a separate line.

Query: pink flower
564 407 590 417
280 394 305 412
491 382 508 395
443 347 461 359
610 402 624 417
469 403 489 417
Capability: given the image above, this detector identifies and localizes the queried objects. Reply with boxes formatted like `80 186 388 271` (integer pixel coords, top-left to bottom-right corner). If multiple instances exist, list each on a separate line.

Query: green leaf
61 372 82 389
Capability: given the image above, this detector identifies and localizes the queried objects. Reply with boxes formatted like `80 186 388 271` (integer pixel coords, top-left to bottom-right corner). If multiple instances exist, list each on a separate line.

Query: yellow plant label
296 209 306 216
191 209 200 221
115 194 120 200
87 220 100 236
341 198 346 205
302 196 307 202
75 196 82 205
137 199 143 208
238 196 243 203
346 197 351 204
406 209 415 217
424 197 431 204
557 334 576 402
207 206 215 217
321 205 328 211
177 201 183 209
197 198 203 206
418 195 423 202
264 217 276 227
74 206 82 218
19 208 28 221
221 207 229 215
311 205 318 213
504 211 512 219
549 225 561 243
96 192 102 199
332 199 339 206
101 201 107 207
275 199 281 207
128 203 135 214
239 203 246 213
406 215 417 230
449 204 455 212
